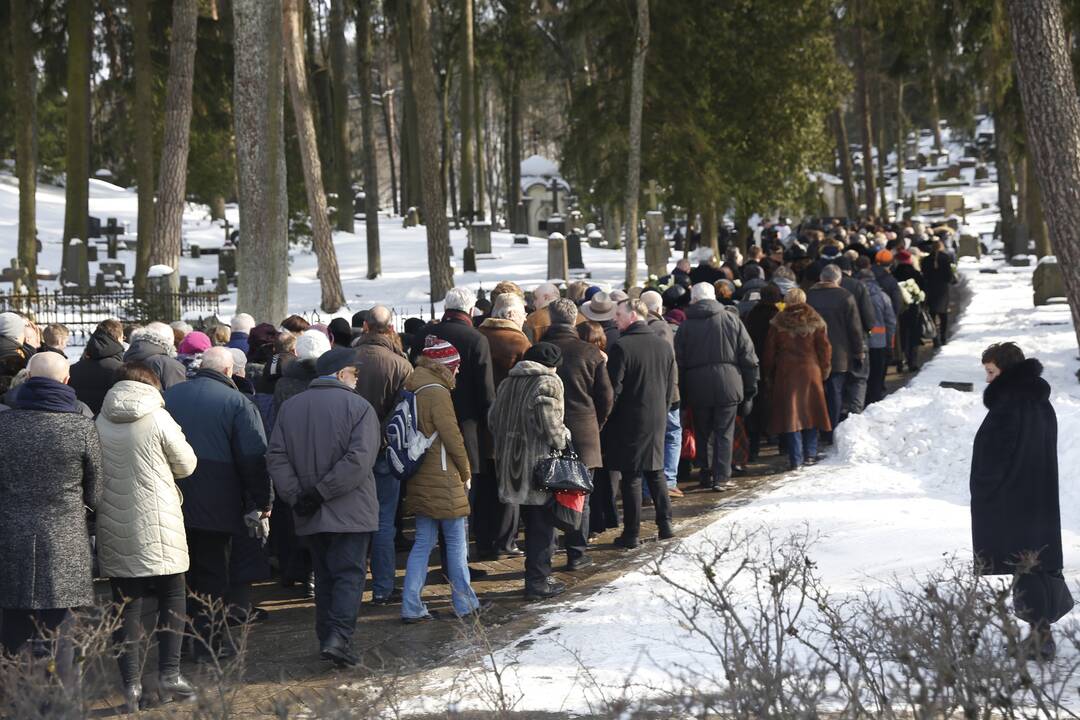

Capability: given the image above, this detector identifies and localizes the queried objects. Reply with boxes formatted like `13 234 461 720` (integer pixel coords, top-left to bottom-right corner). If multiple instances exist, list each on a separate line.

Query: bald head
27 351 70 384
364 304 394 335
533 283 560 308
200 346 235 375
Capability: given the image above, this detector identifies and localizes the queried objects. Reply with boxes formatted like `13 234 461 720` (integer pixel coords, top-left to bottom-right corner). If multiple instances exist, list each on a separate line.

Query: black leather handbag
532 443 593 494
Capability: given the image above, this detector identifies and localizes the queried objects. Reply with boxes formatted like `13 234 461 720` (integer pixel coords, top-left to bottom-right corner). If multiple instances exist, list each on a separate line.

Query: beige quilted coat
95 380 197 577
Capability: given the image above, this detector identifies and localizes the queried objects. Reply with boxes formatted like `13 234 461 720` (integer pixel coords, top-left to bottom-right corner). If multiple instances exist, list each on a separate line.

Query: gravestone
99 262 125 279
469 221 492 254
86 244 98 263
644 211 669 277
195 276 205 288
944 164 961 179
975 165 990 181
547 232 569 282
63 240 89 291
95 272 106 292
146 267 180 322
219 246 237 280
546 214 566 237
463 246 477 273
190 243 201 259
587 229 604 248
404 206 419 228
179 275 189 293
216 271 229 294
958 234 981 260
1010 255 1033 267
917 176 927 192
104 218 122 259
567 230 585 270
513 233 529 245
88 216 102 239
1033 257 1066 306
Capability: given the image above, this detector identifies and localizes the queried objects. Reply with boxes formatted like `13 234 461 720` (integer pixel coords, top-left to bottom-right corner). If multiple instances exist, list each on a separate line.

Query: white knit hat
296 329 331 361
0 312 25 342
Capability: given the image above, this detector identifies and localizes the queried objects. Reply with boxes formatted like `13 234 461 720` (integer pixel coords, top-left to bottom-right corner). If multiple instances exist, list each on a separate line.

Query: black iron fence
0 289 221 344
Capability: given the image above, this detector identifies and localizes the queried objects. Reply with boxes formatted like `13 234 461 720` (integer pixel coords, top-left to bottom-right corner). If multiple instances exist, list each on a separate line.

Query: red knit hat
422 335 461 370
896 249 913 265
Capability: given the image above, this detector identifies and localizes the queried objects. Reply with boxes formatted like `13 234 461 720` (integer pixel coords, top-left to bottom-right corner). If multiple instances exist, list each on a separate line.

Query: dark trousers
563 487 592 563
472 462 520 555
899 307 922 368
521 505 555 592
934 311 949 346
270 497 311 584
824 372 846 431
185 528 232 651
589 469 620 534
866 348 888 405
1 608 74 684
1014 570 1070 626
111 574 186 686
694 403 739 484
614 469 671 541
307 532 370 648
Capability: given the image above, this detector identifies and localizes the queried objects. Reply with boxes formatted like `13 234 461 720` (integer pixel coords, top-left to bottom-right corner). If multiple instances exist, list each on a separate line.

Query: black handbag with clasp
532 442 594 494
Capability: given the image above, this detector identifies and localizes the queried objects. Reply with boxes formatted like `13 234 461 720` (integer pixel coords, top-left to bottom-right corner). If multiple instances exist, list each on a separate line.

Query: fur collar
770 303 826 336
480 317 525 334
984 358 1050 409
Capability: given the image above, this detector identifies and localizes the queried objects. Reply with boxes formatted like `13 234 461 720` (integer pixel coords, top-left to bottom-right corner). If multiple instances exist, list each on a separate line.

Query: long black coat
544 324 614 469
970 358 1061 575
922 251 956 315
602 322 676 472
410 312 495 424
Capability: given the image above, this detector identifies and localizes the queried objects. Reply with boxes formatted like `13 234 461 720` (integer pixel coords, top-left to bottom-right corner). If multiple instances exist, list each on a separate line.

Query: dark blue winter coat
164 369 271 533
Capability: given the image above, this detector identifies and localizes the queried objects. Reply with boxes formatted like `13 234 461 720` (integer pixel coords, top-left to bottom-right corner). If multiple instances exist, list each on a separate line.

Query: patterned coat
762 303 833 435
488 361 570 506
0 407 103 608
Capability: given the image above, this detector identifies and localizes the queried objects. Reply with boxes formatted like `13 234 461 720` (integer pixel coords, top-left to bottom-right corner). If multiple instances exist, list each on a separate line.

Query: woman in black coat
922 241 956 347
892 250 925 371
971 342 1065 660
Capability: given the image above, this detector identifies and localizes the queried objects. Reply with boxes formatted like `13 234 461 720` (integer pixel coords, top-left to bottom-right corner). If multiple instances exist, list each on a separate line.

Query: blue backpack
384 384 442 480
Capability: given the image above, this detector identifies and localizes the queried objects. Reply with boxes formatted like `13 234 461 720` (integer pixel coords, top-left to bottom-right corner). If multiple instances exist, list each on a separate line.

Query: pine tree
131 0 155 294
61 0 92 291
235 0 289 322
356 0 382 278
623 0 649 288
283 0 346 312
11 0 37 290
148 0 198 292
329 0 354 233
459 0 476 222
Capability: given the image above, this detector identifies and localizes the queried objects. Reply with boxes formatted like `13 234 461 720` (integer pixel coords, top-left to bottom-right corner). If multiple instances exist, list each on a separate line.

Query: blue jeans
663 408 682 488
782 429 819 468
402 515 479 619
370 456 400 599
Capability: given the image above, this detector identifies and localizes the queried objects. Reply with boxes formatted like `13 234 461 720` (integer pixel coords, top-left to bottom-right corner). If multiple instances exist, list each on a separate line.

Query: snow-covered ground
393 259 1080 717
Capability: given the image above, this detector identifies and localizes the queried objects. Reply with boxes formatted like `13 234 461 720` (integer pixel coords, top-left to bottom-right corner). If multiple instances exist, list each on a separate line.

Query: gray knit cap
0 312 25 342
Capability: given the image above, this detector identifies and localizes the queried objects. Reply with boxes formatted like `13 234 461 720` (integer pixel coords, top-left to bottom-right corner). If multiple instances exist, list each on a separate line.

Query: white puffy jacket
95 380 197 577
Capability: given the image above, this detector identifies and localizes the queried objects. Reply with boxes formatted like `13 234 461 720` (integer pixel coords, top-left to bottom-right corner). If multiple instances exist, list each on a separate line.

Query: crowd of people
0 218 965 709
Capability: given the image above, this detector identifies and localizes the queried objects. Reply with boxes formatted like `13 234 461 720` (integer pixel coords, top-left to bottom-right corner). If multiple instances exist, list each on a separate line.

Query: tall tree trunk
704 202 719 260
395 2 423 216
440 66 457 221
927 54 944 152
408 0 454 300
235 0 289 323
508 84 523 232
873 73 889 220
623 0 649 288
11 0 37 291
459 0 476 222
1007 0 1080 348
132 0 154 294
284 0 346 312
895 79 905 208
993 110 1019 257
62 0 91 290
854 5 876 218
832 107 857 218
381 82 400 216
148 0 198 292
1024 153 1051 258
474 74 486 221
356 0 382 278
329 0 354 232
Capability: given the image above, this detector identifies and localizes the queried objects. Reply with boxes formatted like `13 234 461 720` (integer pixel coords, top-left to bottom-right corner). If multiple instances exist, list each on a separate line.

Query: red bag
681 407 697 461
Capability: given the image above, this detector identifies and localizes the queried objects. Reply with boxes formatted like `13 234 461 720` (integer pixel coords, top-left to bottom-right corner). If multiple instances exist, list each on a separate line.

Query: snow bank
398 264 1080 715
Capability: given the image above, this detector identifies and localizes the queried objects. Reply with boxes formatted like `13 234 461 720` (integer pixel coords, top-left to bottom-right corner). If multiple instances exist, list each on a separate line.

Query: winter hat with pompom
422 335 461 371
296 329 332 361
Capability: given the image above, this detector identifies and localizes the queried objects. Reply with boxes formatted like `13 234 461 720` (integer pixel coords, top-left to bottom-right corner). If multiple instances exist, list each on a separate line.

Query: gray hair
619 298 649 321
200 346 235 374
140 321 176 346
640 290 663 315
772 265 796 282
444 286 477 313
548 298 578 326
532 282 560 307
690 282 716 303
228 348 248 377
492 293 525 319
231 313 256 334
821 264 843 283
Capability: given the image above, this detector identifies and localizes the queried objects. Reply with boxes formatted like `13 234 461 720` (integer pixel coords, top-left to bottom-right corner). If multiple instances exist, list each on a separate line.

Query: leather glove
293 489 323 517
738 397 754 418
244 509 270 544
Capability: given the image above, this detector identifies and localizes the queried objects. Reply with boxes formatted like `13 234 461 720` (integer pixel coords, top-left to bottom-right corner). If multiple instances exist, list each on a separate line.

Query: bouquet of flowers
899 278 926 306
